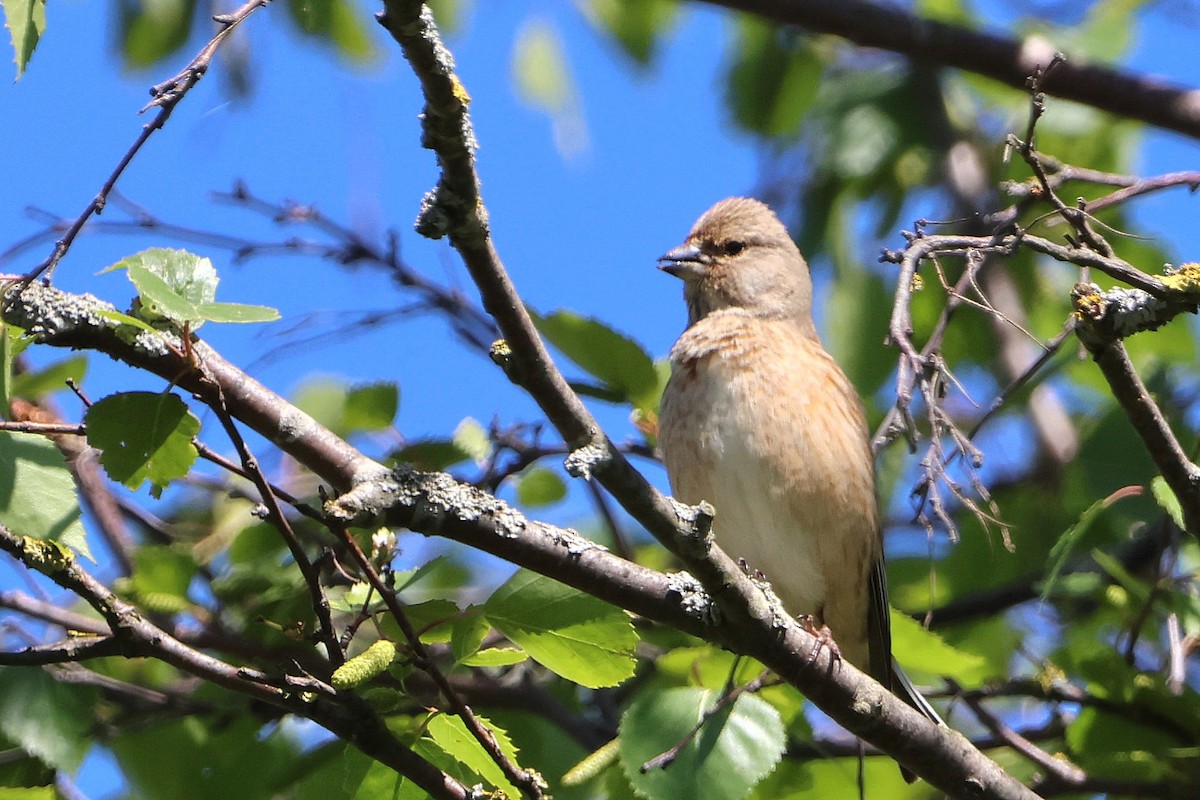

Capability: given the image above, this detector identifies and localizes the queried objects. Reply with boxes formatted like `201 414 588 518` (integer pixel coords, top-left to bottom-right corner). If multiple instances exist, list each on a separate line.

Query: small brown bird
657 198 941 745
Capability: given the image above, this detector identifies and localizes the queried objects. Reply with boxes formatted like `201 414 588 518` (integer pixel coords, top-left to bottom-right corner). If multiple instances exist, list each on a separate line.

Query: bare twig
15 0 271 285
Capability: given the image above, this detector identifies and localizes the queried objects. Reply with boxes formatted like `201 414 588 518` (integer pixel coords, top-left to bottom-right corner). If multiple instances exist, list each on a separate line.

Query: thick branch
0 524 467 800
702 0 1200 140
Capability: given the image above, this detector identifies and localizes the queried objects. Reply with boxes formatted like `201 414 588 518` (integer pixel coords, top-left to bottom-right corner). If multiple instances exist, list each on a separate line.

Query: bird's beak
657 244 707 280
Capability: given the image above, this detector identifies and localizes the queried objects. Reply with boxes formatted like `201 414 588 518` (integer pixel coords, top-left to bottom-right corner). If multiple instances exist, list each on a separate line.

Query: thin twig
14 0 271 286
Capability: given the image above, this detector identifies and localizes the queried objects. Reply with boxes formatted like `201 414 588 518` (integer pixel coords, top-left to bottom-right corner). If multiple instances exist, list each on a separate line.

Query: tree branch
701 0 1200 140
0 523 469 800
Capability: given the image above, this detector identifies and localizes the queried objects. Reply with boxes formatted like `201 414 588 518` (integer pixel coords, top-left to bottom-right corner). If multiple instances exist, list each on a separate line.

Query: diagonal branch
700 0 1200 140
0 523 469 800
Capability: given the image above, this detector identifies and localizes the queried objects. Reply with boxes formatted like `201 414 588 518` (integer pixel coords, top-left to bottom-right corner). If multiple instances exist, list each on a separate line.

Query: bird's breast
658 315 879 664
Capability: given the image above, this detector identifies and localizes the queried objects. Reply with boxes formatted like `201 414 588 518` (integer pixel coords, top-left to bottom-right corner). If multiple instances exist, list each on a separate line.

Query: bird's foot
797 615 841 667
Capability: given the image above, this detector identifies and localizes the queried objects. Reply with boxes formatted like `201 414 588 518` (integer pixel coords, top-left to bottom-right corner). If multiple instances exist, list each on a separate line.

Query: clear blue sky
4 1 1200 795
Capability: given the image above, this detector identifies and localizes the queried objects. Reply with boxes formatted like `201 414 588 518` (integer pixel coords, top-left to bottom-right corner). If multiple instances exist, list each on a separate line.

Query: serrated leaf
484 570 636 688
0 432 91 560
85 392 199 496
105 248 217 304
0 668 94 771
452 417 491 466
343 383 399 432
531 310 659 412
4 0 44 78
10 356 87 399
890 610 988 683
195 301 281 324
425 714 521 799
620 687 784 800
515 467 566 508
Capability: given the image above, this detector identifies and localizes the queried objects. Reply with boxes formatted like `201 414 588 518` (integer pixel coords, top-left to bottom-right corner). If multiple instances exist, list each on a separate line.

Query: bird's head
658 197 814 329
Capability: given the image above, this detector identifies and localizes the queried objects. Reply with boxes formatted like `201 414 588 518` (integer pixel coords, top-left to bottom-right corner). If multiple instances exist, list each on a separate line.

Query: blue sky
5 1 1200 795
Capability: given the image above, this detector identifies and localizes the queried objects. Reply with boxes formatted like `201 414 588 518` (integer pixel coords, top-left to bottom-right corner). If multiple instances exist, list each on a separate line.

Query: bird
656 197 941 766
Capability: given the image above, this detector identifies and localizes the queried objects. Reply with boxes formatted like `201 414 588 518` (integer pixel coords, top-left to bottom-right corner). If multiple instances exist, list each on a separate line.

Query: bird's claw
797 615 841 667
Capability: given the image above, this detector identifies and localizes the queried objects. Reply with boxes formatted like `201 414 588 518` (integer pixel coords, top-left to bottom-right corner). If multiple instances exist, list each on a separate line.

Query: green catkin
331 640 397 690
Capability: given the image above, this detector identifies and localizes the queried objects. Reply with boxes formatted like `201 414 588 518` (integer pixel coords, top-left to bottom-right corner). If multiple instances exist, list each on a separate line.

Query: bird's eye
722 240 746 256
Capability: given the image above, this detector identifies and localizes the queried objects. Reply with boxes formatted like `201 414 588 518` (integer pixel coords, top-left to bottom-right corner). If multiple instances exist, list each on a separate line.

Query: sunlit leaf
620 688 783 800
531 309 659 412
0 432 90 560
85 391 199 497
484 570 637 688
3 0 45 78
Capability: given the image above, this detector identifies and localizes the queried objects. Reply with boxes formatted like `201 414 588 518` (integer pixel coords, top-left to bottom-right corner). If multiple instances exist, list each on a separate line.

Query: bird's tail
890 657 943 725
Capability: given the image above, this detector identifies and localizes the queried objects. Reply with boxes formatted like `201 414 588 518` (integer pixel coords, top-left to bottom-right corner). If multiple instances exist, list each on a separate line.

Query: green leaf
130 545 196 613
9 356 87 400
582 0 678 65
195 301 281 324
287 0 377 61
343 383 399 432
0 667 94 771
393 438 471 471
85 392 199 497
94 308 160 335
1066 705 1177 781
118 0 195 67
106 248 278 328
3 0 44 78
515 467 566 507
450 611 491 663
292 377 349 435
452 417 491 466
512 19 573 114
889 610 989 683
483 570 637 688
111 717 298 799
1041 486 1140 601
103 248 216 324
425 714 522 799
727 17 822 138
128 263 203 324
460 647 529 668
620 688 784 800
0 432 90 560
0 323 13 411
1091 548 1151 604
531 310 659 412
1149 476 1185 531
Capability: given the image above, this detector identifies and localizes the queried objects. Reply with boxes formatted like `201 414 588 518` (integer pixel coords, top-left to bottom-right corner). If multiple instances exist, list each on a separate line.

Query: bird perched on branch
657 197 941 773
